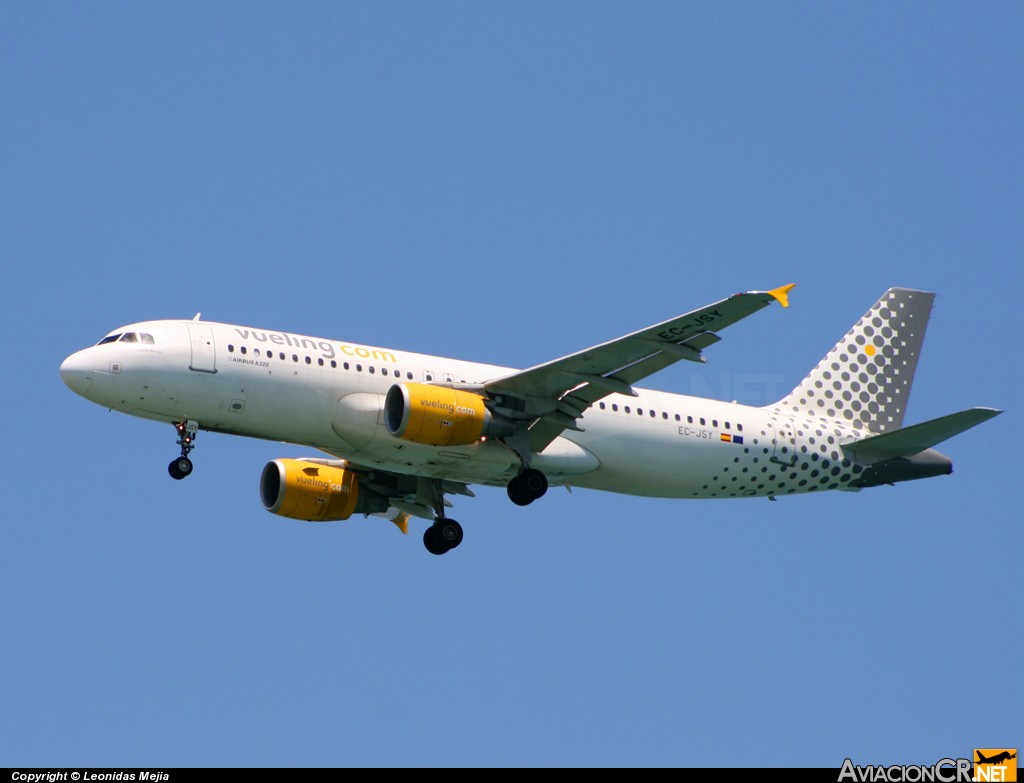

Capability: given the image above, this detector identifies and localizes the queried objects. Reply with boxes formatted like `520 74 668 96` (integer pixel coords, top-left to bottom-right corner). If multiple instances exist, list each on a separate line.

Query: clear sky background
2 2 1020 768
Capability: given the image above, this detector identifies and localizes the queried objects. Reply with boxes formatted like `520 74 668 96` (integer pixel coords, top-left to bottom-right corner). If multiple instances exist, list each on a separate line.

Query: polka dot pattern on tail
770 288 935 433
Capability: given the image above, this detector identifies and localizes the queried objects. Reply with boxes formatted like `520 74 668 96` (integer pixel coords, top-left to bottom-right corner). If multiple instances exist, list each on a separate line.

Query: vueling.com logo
974 750 1017 782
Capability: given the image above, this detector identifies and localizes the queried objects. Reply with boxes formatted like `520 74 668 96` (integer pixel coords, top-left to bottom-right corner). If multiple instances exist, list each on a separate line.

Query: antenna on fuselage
192 313 202 321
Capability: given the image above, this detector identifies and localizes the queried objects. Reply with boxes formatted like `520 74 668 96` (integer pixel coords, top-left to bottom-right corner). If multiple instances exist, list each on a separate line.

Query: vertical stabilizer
769 288 934 432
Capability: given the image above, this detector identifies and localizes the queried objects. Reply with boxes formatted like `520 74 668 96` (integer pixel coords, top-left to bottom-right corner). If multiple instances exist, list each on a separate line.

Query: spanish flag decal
721 433 744 444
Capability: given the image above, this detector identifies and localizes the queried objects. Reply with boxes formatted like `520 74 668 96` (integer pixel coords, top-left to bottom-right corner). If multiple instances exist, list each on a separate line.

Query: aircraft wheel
507 476 532 506
423 525 450 556
434 518 463 550
520 468 548 500
507 469 547 506
168 457 193 480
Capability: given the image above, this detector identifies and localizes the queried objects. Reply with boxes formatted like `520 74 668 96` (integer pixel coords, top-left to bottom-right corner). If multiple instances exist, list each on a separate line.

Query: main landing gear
422 467 549 554
419 477 465 556
421 466 549 555
168 420 199 480
423 517 464 556
507 467 548 506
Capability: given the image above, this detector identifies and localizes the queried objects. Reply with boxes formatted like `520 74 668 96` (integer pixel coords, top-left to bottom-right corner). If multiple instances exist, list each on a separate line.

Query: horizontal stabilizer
843 407 1002 463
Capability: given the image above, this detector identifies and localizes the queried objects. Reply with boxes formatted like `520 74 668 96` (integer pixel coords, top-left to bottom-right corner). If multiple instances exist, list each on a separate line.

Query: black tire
507 475 533 506
520 468 548 500
423 525 450 555
435 518 463 549
168 457 193 480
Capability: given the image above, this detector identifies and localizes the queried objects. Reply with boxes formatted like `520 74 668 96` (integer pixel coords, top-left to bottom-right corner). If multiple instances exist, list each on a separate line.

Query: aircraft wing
485 284 795 451
298 454 476 526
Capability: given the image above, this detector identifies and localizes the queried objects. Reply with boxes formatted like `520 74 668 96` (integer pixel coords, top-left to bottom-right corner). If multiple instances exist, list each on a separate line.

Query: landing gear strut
419 477 464 556
507 467 548 506
501 426 549 507
168 420 199 480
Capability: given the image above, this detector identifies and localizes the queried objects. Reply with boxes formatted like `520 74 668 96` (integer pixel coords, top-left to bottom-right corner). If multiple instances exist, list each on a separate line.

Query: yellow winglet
767 283 796 308
389 512 410 534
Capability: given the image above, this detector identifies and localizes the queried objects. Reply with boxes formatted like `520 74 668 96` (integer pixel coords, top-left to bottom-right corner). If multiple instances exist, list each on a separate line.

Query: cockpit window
96 331 156 346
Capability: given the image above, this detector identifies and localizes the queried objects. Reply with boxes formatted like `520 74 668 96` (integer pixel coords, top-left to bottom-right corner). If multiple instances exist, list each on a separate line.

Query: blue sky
2 1 1021 768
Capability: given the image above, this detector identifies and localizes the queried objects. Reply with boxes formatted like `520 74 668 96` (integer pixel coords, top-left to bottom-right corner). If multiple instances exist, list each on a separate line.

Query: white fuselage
60 319 887 499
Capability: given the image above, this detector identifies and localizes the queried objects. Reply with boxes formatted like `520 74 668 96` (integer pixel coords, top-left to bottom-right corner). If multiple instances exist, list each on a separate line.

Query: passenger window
687 416 693 424
637 408 643 415
279 352 285 360
700 418 706 425
650 410 656 418
228 345 235 353
305 356 311 364
612 404 619 412
356 364 362 372
369 366 375 374
599 402 606 409
331 360 337 368
624 406 631 414
240 346 247 355
343 362 350 370
382 368 388 376
318 358 324 366
254 349 261 357
292 354 298 362
407 372 413 380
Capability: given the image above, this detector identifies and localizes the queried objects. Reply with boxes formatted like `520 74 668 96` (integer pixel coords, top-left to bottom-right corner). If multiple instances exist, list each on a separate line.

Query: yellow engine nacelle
260 459 377 522
384 383 514 447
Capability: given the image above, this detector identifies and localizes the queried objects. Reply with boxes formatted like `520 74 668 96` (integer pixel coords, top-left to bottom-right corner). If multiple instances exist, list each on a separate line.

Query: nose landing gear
168 420 199 480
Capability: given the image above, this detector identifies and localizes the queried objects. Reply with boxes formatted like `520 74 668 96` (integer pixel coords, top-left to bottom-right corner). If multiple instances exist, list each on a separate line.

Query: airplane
976 752 1016 765
60 284 1002 555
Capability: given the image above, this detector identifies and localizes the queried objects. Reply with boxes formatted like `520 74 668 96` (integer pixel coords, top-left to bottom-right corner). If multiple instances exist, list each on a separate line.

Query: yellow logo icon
975 749 1017 782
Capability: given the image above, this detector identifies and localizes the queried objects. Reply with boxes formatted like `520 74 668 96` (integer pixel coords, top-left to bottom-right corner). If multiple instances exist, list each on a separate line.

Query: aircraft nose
60 350 94 396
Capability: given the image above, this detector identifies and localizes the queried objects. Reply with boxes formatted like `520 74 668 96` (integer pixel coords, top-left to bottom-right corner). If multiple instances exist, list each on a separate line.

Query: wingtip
768 283 796 309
